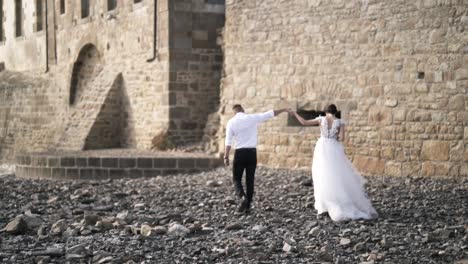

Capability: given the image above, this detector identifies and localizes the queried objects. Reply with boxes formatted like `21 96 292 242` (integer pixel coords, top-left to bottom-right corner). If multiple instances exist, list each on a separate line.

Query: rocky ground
0 165 466 264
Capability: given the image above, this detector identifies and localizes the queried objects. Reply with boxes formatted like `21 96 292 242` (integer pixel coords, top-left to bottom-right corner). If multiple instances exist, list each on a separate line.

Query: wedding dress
312 116 378 221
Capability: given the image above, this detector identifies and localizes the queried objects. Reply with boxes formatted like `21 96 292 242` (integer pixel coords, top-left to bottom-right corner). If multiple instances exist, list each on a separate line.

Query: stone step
15 151 222 180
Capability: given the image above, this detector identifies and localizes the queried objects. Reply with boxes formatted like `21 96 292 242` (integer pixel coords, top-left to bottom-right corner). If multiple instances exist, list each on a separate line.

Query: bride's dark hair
325 104 341 119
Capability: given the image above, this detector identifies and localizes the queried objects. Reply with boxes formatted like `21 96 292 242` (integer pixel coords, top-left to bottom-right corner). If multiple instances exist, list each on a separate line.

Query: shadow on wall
84 74 136 150
121 76 136 148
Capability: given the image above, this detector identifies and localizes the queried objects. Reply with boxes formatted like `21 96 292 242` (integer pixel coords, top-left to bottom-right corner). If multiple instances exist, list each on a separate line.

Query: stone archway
69 43 103 106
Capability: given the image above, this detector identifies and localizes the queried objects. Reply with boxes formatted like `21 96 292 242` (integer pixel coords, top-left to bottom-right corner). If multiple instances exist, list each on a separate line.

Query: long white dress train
312 116 378 222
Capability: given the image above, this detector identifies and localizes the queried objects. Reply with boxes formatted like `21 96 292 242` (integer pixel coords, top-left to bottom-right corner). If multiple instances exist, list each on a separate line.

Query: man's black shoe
237 200 250 213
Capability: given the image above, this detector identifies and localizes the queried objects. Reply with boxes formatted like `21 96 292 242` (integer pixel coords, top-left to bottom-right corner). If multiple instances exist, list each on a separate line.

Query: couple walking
224 104 378 222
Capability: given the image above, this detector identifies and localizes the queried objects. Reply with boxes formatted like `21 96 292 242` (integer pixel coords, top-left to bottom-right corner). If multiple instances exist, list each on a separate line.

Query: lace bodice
316 116 344 139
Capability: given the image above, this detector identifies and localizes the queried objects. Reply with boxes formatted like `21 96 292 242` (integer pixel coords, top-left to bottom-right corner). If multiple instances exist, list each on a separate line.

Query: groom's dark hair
232 104 244 112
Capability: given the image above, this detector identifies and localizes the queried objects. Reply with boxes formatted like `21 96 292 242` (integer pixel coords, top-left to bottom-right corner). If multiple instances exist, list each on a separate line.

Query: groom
224 104 289 213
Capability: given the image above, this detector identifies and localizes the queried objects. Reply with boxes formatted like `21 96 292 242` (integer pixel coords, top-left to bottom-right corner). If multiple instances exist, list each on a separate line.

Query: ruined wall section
167 0 224 145
220 0 468 177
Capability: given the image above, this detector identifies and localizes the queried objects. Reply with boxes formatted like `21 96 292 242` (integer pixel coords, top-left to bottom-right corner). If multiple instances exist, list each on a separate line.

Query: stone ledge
15 151 222 180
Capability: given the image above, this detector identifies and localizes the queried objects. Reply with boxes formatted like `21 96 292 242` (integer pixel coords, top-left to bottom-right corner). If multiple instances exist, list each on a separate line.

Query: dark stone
60 157 76 167
178 158 195 168
137 158 153 168
119 158 136 168
88 158 101 167
76 158 88 167
102 158 118 168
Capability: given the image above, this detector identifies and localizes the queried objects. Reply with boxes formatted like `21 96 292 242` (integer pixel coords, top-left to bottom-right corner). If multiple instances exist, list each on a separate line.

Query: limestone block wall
52 0 171 150
0 1 172 163
220 0 468 177
0 1 47 72
0 71 62 162
167 0 225 145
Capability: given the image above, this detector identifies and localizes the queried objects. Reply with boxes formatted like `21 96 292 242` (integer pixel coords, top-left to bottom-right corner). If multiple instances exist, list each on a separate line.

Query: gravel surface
0 166 466 264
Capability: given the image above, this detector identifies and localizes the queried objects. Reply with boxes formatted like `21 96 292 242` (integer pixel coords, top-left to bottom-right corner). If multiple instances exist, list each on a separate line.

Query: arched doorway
69 44 102 106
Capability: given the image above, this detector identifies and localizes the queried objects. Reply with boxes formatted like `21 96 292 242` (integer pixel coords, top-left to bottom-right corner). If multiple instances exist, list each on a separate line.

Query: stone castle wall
0 0 226 163
0 1 171 162
167 0 224 145
219 0 468 177
0 0 47 71
52 1 171 150
0 71 60 161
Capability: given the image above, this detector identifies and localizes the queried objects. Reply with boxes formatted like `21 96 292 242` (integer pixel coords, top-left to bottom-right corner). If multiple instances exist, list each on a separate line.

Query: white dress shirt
225 110 275 149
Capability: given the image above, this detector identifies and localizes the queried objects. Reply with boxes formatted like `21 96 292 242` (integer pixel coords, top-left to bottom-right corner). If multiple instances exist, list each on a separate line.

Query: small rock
134 203 146 209
141 224 153 237
33 247 64 257
188 223 202 233
47 196 59 204
340 238 351 246
83 214 100 226
37 225 48 237
35 256 51 264
308 226 320 236
66 244 86 255
167 224 190 237
100 217 114 230
282 242 295 253
252 225 267 233
225 222 243 231
201 226 215 233
380 238 393 248
353 242 365 252
206 180 221 187
66 254 86 260
5 217 28 235
367 253 378 261
80 229 92 236
116 210 129 220
23 213 44 229
153 226 167 235
50 220 67 236
97 256 114 264
62 227 78 238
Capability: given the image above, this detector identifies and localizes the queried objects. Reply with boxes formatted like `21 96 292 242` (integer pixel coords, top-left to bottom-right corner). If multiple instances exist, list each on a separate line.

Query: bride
290 104 378 222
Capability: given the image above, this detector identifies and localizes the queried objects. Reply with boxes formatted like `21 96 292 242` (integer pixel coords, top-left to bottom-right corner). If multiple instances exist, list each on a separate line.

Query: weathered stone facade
0 0 224 163
218 0 467 177
1 0 467 178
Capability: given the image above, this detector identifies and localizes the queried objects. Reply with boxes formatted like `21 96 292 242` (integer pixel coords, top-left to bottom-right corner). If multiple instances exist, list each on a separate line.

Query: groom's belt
235 148 256 151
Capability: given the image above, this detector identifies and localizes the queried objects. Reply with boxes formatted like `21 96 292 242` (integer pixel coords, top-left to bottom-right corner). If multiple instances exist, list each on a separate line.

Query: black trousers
233 148 257 205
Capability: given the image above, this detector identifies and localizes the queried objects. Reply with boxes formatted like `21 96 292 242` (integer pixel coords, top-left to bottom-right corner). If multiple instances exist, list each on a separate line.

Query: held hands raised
286 108 295 115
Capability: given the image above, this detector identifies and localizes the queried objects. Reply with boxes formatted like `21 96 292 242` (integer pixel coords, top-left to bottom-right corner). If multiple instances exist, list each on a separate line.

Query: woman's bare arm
293 111 320 126
339 124 345 142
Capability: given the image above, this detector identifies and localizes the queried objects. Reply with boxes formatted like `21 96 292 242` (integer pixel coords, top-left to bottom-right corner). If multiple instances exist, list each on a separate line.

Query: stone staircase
55 69 122 151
